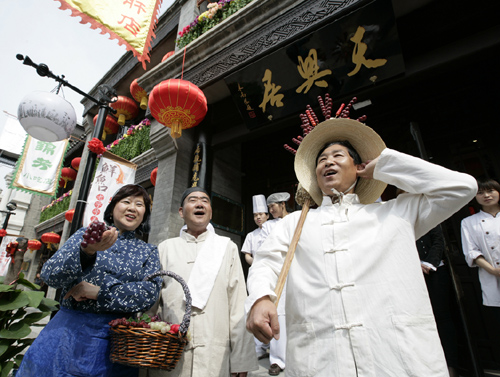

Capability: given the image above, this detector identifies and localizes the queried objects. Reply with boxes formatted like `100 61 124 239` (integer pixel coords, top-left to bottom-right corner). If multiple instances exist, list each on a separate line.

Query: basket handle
145 270 191 334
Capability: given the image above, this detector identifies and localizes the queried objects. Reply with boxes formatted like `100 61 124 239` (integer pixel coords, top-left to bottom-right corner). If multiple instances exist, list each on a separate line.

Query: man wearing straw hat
245 118 477 376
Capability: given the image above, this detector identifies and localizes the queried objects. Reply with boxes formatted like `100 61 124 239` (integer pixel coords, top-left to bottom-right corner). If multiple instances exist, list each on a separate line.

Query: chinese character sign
83 152 137 227
54 0 162 69
11 136 69 196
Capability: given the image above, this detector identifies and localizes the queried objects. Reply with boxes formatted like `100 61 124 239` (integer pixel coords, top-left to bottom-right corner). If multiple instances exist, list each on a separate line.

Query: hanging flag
83 152 137 227
54 0 163 69
10 136 69 197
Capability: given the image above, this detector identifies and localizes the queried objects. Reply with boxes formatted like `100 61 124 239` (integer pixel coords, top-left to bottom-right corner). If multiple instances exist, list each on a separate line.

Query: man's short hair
180 187 210 207
316 140 362 165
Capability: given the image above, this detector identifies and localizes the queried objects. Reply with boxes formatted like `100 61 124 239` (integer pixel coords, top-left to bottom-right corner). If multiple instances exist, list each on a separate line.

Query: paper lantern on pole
148 79 208 139
93 114 119 140
110 96 139 126
150 167 158 186
41 232 61 250
17 91 77 142
27 240 42 253
60 167 77 188
161 51 175 62
71 157 81 171
65 209 75 222
130 79 148 110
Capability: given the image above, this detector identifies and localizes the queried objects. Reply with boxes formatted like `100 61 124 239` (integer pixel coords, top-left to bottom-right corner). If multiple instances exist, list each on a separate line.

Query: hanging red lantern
150 167 158 186
71 157 81 171
60 167 77 188
110 96 139 126
148 79 208 139
0 229 6 237
27 240 42 253
161 51 175 62
93 114 119 140
65 209 75 223
41 232 61 250
130 79 148 110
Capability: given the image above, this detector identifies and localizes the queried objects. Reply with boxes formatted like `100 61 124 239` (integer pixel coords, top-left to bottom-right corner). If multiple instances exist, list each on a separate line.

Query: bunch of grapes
81 220 110 248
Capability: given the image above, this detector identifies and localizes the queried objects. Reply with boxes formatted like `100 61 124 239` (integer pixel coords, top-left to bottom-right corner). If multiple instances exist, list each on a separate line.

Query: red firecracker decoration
88 138 107 155
148 79 208 139
150 167 158 186
41 232 61 250
61 167 77 188
65 209 75 223
0 229 6 237
110 96 139 126
6 241 18 259
27 240 42 253
71 157 81 171
130 79 148 110
93 114 119 140
161 51 175 62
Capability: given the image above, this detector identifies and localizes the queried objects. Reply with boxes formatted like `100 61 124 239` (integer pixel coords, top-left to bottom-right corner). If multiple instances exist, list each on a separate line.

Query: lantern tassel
118 114 126 126
101 130 107 140
140 97 148 110
171 120 182 139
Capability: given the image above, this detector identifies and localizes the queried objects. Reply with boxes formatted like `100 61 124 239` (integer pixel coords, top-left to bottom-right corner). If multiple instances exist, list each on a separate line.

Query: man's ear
178 207 184 219
356 163 364 172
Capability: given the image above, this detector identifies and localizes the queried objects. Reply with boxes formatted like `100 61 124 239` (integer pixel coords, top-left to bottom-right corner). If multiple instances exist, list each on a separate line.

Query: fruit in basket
81 220 110 248
109 314 183 334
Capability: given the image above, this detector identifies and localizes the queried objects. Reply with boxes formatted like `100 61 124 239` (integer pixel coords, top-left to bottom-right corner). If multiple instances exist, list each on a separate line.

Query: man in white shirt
245 118 477 377
146 187 258 377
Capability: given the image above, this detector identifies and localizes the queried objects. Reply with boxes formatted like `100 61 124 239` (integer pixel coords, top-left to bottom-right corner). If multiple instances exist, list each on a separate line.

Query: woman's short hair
103 184 151 234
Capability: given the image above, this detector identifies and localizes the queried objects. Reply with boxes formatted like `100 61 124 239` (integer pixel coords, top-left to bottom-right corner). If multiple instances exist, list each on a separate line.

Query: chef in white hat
241 195 269 266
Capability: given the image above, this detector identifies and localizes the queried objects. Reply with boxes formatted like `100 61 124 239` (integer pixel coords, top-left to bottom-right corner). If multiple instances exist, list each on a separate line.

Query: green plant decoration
0 273 59 376
39 191 72 224
177 0 254 48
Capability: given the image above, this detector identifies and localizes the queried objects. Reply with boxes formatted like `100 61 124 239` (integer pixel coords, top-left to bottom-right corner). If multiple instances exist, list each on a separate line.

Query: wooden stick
274 198 311 306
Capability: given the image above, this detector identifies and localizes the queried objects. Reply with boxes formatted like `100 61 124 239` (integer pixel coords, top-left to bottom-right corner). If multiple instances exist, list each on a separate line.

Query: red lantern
150 167 158 186
148 79 208 139
27 240 42 253
41 232 61 250
93 114 119 140
65 209 75 222
60 167 77 188
161 51 175 62
59 178 65 188
110 96 139 126
71 157 81 171
130 79 148 110
0 229 6 237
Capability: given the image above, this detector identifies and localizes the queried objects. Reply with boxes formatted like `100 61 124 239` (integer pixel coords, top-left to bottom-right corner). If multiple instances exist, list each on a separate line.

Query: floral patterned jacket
41 227 162 314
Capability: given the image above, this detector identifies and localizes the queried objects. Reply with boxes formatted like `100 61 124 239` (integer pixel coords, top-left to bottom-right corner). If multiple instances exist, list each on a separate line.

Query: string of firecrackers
53 0 163 69
283 96 367 155
41 190 73 212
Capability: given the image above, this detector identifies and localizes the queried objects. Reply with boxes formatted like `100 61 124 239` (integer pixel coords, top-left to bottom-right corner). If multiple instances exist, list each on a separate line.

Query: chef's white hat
252 195 268 213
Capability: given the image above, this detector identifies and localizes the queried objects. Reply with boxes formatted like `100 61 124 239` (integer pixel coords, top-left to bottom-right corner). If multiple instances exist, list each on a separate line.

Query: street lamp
16 55 118 236
0 201 17 245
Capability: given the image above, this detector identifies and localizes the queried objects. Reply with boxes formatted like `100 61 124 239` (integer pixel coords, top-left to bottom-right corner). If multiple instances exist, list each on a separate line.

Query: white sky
0 0 175 193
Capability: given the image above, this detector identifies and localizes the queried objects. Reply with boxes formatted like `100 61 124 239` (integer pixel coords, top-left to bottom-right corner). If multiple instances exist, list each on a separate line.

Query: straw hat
295 118 387 205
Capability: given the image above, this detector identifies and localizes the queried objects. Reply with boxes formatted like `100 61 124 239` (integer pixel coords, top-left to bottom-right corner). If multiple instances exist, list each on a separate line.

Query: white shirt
246 148 477 377
241 227 265 257
461 210 500 307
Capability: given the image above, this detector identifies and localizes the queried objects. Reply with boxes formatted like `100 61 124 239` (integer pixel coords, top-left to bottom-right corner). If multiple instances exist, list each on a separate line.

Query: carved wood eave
139 0 362 93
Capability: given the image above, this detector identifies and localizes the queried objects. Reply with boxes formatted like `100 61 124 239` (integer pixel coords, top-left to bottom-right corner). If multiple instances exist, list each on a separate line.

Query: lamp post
0 201 17 245
16 55 118 236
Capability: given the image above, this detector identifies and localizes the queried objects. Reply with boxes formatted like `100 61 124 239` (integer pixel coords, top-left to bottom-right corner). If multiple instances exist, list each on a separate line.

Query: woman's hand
64 281 100 301
81 227 118 256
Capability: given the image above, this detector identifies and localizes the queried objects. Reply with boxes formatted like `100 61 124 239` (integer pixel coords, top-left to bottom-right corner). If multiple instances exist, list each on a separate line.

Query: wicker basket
109 270 192 371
